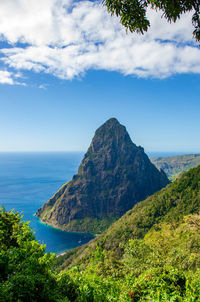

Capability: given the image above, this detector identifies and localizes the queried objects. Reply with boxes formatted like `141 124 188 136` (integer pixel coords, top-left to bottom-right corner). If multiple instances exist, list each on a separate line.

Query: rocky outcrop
36 118 169 233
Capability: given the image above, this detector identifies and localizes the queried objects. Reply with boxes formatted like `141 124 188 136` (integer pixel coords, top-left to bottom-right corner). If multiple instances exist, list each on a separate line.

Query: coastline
56 250 68 257
35 214 95 256
35 214 96 236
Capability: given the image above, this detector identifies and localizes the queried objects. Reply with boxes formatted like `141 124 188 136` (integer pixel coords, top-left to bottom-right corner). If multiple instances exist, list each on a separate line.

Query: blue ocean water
0 152 94 254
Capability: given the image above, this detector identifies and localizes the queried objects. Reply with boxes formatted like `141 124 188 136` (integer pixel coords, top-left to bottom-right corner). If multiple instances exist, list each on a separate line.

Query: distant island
36 118 169 233
151 153 200 180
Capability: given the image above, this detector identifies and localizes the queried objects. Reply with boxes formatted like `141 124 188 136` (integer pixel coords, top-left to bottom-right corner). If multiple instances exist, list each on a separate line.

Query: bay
0 152 94 254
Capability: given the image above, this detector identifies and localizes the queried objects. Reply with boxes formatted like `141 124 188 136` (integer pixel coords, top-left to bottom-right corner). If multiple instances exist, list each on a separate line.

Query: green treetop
0 207 78 302
103 0 200 42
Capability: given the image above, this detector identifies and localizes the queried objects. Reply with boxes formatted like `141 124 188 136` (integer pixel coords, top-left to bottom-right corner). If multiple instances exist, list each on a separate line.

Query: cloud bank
0 0 200 84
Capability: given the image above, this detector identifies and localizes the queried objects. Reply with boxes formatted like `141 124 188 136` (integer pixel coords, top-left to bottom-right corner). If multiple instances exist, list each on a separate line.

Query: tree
103 0 200 42
0 207 79 302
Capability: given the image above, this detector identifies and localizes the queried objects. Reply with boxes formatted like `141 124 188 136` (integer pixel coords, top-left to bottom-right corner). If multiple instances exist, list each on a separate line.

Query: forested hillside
55 165 200 301
151 153 200 181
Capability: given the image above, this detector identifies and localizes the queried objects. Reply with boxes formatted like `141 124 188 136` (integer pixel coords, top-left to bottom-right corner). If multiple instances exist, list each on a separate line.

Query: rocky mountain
36 118 169 233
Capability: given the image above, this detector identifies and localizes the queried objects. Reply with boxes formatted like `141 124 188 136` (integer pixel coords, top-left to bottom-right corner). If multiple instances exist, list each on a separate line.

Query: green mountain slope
56 165 200 270
54 165 200 301
151 153 200 180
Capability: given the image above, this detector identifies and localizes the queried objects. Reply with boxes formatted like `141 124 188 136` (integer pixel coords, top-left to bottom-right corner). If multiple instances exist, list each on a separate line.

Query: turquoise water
0 152 94 253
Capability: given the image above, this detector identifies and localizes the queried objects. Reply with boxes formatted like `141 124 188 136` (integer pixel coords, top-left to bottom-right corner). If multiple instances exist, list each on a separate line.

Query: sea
0 150 193 254
0 152 94 254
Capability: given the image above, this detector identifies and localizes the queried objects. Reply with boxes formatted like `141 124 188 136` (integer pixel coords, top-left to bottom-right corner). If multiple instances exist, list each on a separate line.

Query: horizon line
0 150 200 155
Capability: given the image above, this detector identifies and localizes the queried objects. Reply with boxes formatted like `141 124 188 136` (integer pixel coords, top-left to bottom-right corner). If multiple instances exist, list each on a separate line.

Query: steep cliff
36 118 169 233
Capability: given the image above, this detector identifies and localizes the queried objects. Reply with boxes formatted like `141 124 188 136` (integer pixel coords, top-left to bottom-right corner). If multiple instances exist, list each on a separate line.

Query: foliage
59 213 200 301
103 0 200 42
0 207 79 302
58 216 119 234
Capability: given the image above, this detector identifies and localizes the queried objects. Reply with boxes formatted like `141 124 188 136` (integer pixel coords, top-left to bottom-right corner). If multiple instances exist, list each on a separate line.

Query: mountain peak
95 117 125 135
103 117 120 125
90 118 133 154
99 118 123 130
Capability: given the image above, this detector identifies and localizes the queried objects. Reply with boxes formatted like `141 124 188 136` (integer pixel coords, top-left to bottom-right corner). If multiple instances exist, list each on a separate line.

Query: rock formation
36 118 169 233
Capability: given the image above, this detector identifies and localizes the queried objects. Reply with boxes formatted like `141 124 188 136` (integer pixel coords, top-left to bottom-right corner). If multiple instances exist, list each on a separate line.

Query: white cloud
0 69 26 85
38 83 48 89
0 0 199 81
0 70 14 84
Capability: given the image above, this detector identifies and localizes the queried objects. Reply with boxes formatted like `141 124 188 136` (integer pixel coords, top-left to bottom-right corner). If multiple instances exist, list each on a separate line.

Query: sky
0 0 200 153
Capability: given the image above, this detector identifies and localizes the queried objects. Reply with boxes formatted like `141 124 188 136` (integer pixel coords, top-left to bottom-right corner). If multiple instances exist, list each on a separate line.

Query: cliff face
36 118 169 233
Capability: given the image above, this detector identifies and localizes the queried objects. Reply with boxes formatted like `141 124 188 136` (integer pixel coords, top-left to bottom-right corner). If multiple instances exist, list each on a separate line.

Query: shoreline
35 214 96 236
56 250 67 257
35 214 96 256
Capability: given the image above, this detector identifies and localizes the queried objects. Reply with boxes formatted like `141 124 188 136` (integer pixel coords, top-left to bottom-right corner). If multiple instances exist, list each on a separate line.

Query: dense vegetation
60 215 200 301
151 153 200 181
1 165 200 301
0 208 79 302
55 165 200 301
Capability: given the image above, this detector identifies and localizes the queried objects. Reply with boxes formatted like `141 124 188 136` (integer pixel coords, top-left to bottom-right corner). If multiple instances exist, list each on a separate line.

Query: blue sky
0 0 200 153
